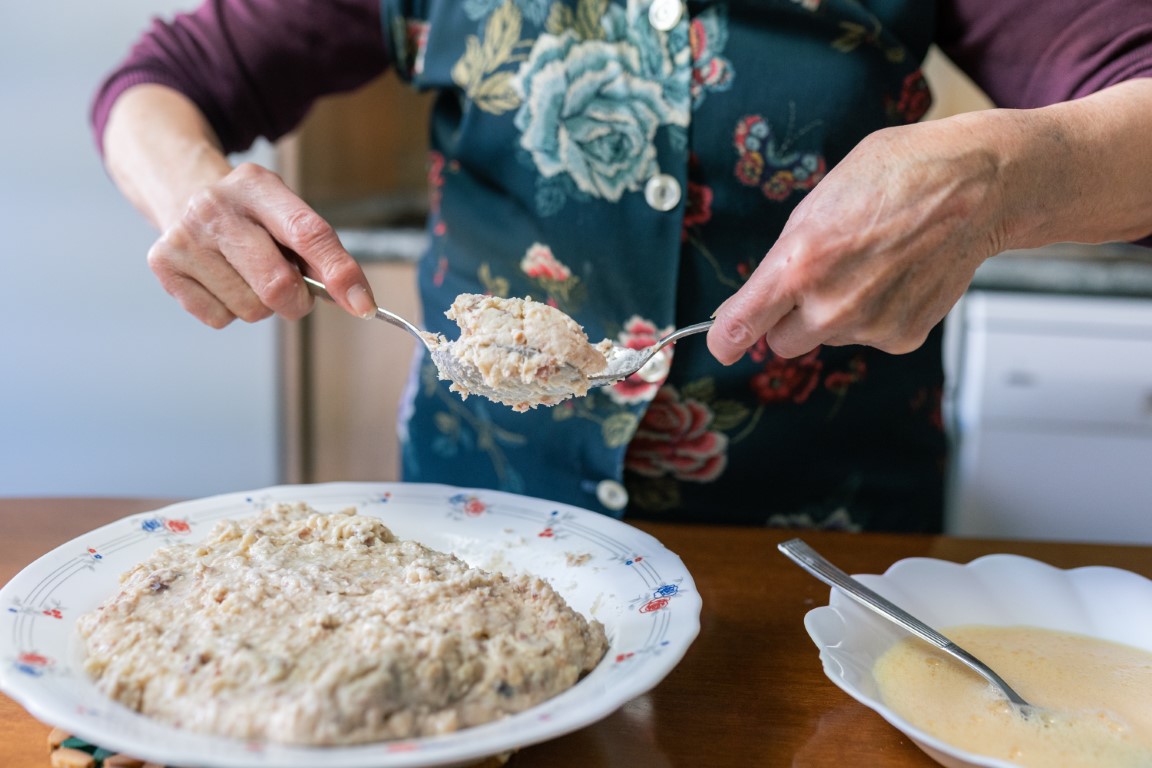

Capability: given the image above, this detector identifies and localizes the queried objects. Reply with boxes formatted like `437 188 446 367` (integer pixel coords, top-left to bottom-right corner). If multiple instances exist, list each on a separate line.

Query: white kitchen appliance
946 290 1152 544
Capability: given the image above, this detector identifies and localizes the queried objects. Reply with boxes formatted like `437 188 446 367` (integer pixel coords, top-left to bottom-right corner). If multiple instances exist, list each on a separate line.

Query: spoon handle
302 276 428 342
588 319 715 385
778 538 1031 708
657 319 715 348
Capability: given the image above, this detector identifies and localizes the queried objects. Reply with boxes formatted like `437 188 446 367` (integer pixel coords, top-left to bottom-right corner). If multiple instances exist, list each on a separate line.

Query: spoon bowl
304 277 588 407
306 276 713 406
778 538 1032 710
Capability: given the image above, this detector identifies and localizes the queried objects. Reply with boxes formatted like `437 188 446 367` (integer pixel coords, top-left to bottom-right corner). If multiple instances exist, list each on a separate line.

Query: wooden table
3 498 1150 768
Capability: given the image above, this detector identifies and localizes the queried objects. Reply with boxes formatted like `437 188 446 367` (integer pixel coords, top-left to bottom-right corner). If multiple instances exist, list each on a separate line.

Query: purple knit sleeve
937 0 1152 108
938 0 1152 247
91 0 390 156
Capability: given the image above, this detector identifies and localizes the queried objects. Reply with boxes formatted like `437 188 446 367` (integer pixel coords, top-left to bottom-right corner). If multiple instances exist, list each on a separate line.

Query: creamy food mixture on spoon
425 294 615 412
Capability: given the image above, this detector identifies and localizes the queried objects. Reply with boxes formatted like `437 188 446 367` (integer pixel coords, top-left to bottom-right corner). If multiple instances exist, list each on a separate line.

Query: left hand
707 114 1008 363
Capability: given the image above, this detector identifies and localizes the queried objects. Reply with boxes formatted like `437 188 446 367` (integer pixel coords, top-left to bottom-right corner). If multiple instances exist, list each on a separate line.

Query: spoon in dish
778 538 1032 710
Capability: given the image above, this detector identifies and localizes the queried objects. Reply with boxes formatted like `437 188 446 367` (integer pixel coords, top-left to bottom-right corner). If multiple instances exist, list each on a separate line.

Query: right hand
147 162 377 328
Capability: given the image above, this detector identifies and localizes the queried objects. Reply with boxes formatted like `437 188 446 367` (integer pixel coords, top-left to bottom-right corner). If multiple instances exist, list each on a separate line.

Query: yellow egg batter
873 625 1152 767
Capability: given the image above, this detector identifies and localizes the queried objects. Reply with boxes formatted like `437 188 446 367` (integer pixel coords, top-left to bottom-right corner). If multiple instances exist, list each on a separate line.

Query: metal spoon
778 538 1032 709
588 319 714 386
303 276 585 406
303 276 480 391
306 275 709 402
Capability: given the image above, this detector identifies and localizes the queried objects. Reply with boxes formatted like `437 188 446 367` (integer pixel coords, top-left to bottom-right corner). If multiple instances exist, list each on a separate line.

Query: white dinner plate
0 482 701 768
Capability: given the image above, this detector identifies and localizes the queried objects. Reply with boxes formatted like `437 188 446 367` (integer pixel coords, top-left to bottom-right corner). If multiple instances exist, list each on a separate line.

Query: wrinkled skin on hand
708 116 1008 363
147 162 375 328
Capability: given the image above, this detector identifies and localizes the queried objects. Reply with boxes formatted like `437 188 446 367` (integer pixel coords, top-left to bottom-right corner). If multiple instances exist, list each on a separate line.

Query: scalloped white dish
802 553 1152 768
0 482 701 768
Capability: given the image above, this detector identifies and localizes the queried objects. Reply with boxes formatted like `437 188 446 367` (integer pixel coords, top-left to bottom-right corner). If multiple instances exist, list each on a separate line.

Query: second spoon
778 538 1032 710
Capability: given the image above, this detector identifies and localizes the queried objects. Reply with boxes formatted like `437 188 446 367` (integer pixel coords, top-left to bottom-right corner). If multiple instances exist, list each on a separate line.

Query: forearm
103 84 236 231
989 78 1152 249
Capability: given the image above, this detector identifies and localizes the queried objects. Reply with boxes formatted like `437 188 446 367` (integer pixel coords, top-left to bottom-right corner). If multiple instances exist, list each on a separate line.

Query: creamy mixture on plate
76 504 607 745
426 294 612 411
874 625 1152 767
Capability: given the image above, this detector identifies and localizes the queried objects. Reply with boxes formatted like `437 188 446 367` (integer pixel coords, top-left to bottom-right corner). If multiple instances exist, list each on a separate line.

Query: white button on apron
648 0 683 31
596 479 630 511
644 174 682 212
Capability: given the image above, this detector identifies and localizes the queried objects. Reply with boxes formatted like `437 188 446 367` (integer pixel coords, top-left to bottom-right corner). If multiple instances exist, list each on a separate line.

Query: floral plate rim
0 482 702 768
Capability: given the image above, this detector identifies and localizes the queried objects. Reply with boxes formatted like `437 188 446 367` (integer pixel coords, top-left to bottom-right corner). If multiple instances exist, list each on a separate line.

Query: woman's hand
148 162 376 328
708 113 1006 363
103 84 376 328
708 79 1152 364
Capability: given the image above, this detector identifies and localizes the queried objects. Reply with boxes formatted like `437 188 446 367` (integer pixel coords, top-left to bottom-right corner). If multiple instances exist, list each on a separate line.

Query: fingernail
347 284 376 319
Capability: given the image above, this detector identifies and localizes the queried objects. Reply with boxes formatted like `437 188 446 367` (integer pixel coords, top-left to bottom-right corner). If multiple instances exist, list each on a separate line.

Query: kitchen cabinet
277 75 432 224
946 289 1152 544
276 75 431 485
290 259 420 484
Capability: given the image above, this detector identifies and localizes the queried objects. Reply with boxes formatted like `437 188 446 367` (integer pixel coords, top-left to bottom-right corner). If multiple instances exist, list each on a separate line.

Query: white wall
0 2 280 497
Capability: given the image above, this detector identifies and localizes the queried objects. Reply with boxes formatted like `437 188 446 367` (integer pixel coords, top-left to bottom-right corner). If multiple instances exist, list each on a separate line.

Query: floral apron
382 0 945 531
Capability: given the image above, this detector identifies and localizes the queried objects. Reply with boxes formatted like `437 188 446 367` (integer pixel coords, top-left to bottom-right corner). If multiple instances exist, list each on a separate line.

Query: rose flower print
750 348 824 404
625 386 728 482
605 316 675 405
520 242 572 282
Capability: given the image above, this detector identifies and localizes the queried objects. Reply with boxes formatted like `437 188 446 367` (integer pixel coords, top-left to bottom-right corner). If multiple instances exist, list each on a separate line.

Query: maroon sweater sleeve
937 0 1152 108
938 0 1152 246
91 0 390 155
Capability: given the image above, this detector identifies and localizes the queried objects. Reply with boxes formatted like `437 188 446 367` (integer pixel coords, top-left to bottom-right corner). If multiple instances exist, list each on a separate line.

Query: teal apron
382 0 945 531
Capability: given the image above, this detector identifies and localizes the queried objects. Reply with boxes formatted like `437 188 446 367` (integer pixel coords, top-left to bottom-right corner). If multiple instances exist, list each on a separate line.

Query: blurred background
0 1 279 497
3 3 1152 544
